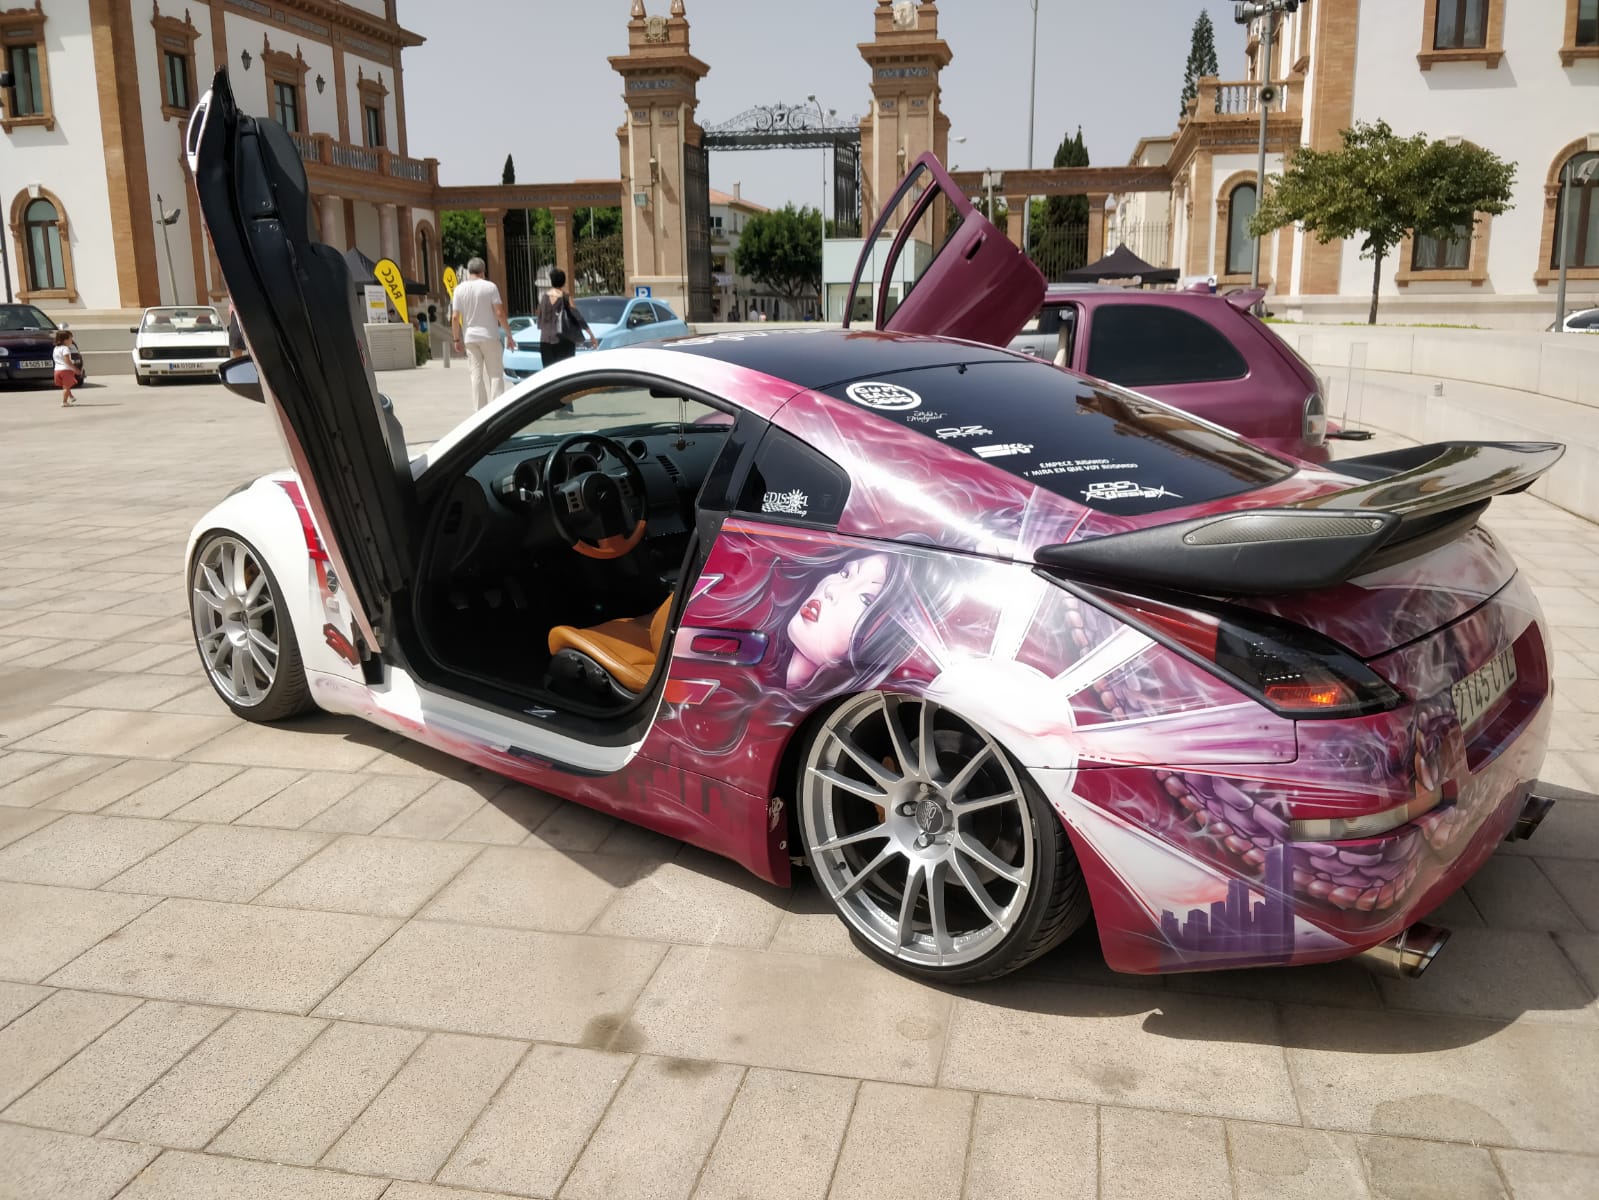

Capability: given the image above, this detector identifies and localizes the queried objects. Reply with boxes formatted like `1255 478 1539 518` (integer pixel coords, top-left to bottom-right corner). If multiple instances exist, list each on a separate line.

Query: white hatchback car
131 305 232 384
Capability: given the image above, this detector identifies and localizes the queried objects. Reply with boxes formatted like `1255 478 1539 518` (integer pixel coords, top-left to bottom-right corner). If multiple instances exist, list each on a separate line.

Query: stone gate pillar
858 0 953 229
610 1 709 317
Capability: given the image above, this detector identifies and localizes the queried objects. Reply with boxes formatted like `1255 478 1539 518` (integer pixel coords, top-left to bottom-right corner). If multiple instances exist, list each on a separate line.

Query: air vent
656 455 682 482
441 502 463 536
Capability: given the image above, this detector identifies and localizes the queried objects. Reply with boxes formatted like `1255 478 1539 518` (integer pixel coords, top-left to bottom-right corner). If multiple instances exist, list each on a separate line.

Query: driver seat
547 594 674 697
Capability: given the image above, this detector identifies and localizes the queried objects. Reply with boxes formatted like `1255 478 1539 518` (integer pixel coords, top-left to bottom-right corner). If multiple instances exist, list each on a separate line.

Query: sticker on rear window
1082 480 1182 502
845 381 922 411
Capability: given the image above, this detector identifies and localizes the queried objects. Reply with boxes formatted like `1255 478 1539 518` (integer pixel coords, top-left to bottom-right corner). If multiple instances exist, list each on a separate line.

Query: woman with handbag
537 267 598 367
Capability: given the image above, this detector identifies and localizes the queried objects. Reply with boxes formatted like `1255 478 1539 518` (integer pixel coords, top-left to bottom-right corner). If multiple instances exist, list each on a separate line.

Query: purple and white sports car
184 73 1566 983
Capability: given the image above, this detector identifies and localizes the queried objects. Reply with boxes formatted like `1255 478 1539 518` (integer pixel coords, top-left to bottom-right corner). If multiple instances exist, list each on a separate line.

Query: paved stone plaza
0 363 1596 1200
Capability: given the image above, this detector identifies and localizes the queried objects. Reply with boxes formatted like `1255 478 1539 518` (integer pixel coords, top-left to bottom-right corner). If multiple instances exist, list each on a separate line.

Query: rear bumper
135 356 230 377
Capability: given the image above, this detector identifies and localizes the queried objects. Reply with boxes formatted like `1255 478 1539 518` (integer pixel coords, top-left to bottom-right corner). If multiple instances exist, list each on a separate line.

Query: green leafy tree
1181 10 1220 121
574 207 622 240
1250 120 1516 324
1030 126 1090 275
502 154 532 239
733 203 822 304
440 209 486 269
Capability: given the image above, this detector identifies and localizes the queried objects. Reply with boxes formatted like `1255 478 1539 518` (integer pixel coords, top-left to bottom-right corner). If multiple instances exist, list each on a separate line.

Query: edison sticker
845 381 923 411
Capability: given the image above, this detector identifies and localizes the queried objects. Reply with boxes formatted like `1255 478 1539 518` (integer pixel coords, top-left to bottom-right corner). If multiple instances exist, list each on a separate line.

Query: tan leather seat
547 594 673 694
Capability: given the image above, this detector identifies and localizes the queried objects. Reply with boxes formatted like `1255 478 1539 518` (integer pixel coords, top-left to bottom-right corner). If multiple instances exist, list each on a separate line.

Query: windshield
573 297 627 325
0 305 55 332
498 383 725 450
508 315 534 333
140 306 223 333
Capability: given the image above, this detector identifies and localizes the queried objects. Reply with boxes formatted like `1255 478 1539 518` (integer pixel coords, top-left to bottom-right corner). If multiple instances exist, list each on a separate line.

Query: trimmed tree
440 209 486 269
1030 126 1091 276
1250 120 1516 324
1180 10 1220 122
733 203 822 306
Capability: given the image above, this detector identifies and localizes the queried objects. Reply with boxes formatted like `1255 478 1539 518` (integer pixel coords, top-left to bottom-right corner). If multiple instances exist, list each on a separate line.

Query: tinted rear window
824 361 1292 515
1086 304 1248 387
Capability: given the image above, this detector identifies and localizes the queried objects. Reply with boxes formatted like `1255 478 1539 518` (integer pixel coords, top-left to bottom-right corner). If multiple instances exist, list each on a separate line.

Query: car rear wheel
799 691 1089 983
189 532 312 721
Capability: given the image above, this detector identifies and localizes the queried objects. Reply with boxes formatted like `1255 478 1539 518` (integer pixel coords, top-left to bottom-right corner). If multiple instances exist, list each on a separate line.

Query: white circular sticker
845 381 923 412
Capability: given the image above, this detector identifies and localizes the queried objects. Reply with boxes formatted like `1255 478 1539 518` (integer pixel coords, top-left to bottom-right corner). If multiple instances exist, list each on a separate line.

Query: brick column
378 203 399 262
1003 194 1028 249
1087 193 1108 261
552 205 574 293
481 207 508 300
318 194 342 247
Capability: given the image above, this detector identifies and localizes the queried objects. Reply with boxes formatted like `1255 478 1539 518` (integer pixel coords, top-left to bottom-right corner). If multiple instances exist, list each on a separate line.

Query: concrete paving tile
1165 957 1383 1010
1499 798 1599 858
2 999 229 1134
561 1053 745 1200
1356 1135 1507 1200
233 771 363 829
588 849 789 948
0 750 62 788
153 684 233 717
182 715 398 771
0 980 51 1027
384 1187 529 1200
0 636 62 664
0 754 122 808
371 779 488 840
1540 858 1599 931
105 824 331 902
54 675 202 711
1554 932 1599 1001
0 814 191 888
765 880 860 960
940 979 1299 1122
210 1021 425 1166
0 804 62 849
47 898 399 1014
1227 1122 1369 1200
1493 1148 1599 1199
1463 856 1585 932
34 758 179 814
1427 886 1488 928
12 641 103 668
165 766 302 823
420 846 642 932
0 1123 160 1200
0 881 158 981
825 1081 972 1200
686 1068 859 1200
15 709 237 759
521 799 617 851
102 1010 326 1149
255 835 479 918
960 1092 1098 1200
299 776 432 836
0 989 143 1108
629 945 950 1086
1099 1106 1231 1200
1281 1004 1599 1151
0 703 80 747
314 920 665 1043
445 784 560 845
440 1043 632 1197
1375 928 1594 1024
114 1150 389 1200
591 817 683 861
322 1032 525 1182
103 762 244 819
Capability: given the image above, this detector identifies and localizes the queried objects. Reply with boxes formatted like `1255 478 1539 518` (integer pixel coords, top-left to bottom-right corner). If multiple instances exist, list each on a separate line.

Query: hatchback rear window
1086 304 1248 387
824 361 1291 516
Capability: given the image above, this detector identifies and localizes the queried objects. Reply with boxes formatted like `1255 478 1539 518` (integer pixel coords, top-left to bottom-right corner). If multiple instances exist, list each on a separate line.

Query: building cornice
222 0 423 52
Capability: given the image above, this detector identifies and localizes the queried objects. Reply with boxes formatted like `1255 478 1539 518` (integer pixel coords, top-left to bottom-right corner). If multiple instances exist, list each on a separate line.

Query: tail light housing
1302 391 1327 446
1073 581 1403 719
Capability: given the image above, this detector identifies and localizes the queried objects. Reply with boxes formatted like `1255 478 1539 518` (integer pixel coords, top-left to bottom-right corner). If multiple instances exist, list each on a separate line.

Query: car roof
664 327 1021 392
1040 285 1238 309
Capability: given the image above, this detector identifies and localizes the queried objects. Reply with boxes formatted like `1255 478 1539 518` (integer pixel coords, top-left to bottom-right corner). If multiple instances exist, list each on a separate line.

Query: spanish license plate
19 359 50 369
1452 646 1517 733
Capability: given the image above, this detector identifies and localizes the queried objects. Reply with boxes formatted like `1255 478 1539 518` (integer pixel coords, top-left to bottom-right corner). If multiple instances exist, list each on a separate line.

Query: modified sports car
184 74 1565 983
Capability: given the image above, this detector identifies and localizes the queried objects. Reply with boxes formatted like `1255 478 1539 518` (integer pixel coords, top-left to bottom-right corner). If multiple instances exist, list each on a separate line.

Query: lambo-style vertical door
843 152 1045 345
187 72 415 658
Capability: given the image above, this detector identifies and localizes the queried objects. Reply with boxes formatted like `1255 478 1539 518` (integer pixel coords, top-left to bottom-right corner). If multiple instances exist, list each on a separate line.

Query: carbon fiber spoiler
1034 441 1564 595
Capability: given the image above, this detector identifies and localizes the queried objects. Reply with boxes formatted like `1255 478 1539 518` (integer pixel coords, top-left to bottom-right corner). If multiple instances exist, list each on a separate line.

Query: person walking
536 268 597 370
53 329 78 407
450 257 515 410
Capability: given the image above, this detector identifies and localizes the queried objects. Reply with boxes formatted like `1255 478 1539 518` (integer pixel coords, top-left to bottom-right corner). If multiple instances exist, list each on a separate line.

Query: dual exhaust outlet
1357 783 1564 979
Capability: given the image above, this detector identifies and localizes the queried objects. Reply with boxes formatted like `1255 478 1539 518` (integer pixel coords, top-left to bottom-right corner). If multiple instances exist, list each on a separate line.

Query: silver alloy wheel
801 691 1035 969
191 535 280 707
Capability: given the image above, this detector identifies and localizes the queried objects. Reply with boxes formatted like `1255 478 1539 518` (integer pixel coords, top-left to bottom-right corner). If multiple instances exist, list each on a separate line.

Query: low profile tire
135 373 150 386
189 531 312 722
799 691 1089 984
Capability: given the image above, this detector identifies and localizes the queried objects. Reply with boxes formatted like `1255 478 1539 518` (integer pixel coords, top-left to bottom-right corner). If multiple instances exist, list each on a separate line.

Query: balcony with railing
1183 75 1297 123
284 131 440 194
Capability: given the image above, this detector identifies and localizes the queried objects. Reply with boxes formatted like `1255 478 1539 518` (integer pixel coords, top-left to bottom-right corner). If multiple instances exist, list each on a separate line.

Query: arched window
1225 183 1257 277
1552 150 1599 269
418 227 433 291
24 197 64 291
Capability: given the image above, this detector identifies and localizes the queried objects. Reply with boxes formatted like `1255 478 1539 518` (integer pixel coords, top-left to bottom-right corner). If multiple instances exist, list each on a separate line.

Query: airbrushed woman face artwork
784 551 892 689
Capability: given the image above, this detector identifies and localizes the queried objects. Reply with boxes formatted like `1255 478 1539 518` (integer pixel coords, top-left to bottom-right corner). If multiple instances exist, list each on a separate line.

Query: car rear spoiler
1034 441 1564 595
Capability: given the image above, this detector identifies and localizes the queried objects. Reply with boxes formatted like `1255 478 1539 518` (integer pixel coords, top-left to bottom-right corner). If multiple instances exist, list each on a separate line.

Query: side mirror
217 354 264 403
129 326 139 333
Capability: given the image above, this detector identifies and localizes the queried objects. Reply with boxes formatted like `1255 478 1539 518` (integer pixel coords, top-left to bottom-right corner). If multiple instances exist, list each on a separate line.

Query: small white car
130 305 232 384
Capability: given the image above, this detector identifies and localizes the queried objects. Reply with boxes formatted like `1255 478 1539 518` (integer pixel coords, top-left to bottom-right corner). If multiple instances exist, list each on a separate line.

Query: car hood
138 331 230 348
511 321 621 352
0 331 56 349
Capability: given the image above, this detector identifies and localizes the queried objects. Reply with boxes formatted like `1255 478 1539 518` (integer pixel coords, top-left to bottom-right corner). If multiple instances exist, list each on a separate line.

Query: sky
397 0 1245 211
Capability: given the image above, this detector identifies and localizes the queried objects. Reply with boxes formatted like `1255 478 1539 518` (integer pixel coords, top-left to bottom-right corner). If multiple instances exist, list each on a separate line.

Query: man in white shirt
450 257 514 410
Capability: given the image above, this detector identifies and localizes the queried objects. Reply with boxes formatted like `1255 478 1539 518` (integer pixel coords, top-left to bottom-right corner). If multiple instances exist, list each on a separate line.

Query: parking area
1 364 1597 1200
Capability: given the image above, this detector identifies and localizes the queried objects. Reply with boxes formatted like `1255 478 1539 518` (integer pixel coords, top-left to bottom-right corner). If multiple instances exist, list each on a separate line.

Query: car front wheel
799 691 1089 983
189 531 312 721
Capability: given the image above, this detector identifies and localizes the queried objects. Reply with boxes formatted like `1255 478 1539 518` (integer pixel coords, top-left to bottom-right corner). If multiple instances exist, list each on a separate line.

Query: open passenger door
843 152 1045 344
187 71 415 658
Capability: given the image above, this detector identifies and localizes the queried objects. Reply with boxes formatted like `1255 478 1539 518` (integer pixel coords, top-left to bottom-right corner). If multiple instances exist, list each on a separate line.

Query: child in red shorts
52 328 76 407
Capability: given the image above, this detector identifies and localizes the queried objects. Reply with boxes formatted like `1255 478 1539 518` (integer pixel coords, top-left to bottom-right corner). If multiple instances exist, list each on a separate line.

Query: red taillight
1075 582 1402 719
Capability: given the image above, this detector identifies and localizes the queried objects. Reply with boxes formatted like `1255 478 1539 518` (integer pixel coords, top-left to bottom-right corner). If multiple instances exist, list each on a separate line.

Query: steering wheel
543 434 649 560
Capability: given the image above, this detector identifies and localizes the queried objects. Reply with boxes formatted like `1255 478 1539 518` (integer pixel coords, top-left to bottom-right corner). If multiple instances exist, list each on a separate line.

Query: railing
389 155 429 182
331 142 380 172
289 131 319 164
1104 220 1172 268
1187 77 1293 121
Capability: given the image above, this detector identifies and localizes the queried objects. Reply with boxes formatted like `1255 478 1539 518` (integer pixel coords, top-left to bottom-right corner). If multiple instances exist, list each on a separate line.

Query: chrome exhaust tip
1508 794 1555 841
1358 922 1451 979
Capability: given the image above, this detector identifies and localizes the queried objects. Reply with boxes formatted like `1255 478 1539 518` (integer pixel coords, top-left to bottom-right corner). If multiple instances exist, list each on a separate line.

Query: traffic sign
634 285 652 298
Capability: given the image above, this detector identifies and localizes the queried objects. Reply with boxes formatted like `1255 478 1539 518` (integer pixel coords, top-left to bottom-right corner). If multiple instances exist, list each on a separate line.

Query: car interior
412 381 736 712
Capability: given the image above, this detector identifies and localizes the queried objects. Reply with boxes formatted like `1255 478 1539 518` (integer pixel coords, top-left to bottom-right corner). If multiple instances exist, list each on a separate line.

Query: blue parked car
503 295 690 382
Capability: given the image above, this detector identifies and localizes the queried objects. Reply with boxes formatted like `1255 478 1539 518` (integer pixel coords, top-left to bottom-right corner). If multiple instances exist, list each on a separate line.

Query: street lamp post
156 194 182 305
0 68 12 302
1024 0 1039 255
1234 0 1299 306
808 95 827 320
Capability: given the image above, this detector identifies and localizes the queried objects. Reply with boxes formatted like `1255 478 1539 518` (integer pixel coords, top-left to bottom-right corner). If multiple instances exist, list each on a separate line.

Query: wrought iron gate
503 227 554 317
832 139 861 236
683 142 713 322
